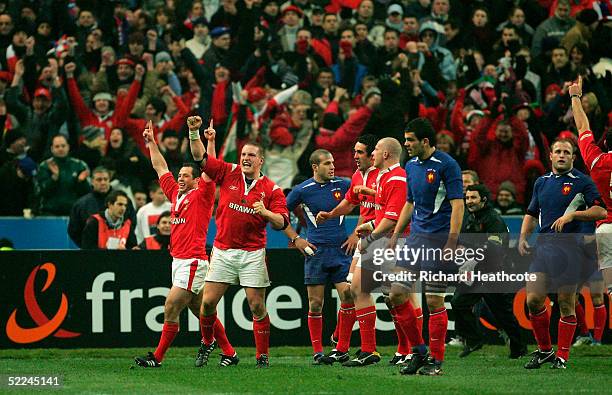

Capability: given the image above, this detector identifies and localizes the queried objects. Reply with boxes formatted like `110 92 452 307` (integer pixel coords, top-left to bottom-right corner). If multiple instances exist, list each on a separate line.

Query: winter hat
154 51 172 64
497 181 517 198
545 83 562 97
466 109 484 123
576 9 598 26
3 129 25 147
362 87 381 104
82 125 105 141
247 87 266 103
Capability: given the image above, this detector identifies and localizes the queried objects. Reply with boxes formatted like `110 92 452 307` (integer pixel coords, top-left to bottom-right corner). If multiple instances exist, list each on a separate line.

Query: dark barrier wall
1 251 609 348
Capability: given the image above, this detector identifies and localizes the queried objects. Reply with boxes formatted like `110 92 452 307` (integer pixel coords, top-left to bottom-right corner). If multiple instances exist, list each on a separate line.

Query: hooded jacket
418 21 456 82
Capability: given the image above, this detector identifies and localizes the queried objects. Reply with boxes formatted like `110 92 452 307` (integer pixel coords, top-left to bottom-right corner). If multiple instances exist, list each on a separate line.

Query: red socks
574 301 589 336
253 314 270 359
356 306 377 353
154 321 179 362
394 300 425 348
415 307 423 335
390 306 411 355
530 307 552 351
199 314 216 345
428 307 448 362
336 303 356 353
593 304 607 342
213 317 235 356
308 311 323 354
200 313 235 356
556 315 577 361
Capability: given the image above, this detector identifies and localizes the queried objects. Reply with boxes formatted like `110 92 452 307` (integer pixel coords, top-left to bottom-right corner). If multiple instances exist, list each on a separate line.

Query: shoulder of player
385 168 407 184
578 131 595 144
330 177 349 188
260 176 285 194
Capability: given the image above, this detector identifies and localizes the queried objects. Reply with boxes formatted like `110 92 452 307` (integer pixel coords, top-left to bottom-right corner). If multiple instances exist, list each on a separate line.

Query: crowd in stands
0 0 611 247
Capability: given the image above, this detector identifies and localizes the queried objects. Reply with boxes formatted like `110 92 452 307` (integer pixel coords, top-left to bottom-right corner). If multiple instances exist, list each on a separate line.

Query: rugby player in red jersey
188 116 289 368
135 121 233 368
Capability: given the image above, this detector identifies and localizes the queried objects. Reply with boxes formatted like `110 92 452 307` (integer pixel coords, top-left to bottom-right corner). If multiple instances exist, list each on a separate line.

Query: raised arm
187 116 205 160
143 120 170 177
568 76 590 136
201 121 217 182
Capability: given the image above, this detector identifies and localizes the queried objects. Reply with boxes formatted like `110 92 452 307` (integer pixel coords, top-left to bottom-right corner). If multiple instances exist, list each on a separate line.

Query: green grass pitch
1 345 611 394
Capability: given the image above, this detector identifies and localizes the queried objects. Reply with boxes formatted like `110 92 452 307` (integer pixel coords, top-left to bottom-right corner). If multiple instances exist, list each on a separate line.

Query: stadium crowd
0 0 610 226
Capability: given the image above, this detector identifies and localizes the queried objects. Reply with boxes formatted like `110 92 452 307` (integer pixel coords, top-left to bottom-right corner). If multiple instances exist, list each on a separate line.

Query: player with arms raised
188 116 289 368
572 76 612 298
135 121 233 368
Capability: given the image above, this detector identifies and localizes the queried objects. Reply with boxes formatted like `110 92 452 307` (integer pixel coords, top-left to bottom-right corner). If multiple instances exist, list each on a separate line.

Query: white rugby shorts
172 257 209 294
596 223 612 270
206 246 270 287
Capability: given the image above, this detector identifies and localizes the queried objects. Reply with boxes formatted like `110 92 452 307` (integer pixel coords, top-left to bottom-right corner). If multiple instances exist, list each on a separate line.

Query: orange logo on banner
479 287 611 331
5 262 80 344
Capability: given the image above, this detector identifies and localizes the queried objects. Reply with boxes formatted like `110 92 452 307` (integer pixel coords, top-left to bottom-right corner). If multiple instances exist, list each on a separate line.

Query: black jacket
461 203 509 273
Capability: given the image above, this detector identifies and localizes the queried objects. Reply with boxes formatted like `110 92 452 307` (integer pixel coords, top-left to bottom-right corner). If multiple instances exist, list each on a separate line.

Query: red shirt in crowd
159 172 215 260
202 156 289 251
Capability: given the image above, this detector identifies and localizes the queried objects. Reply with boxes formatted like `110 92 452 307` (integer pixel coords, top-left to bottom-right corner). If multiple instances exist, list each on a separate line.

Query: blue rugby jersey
405 150 463 233
286 177 351 245
527 168 603 234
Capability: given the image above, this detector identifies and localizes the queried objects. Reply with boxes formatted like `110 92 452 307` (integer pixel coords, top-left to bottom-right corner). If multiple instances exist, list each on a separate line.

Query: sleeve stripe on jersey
590 154 603 171
579 133 592 141
273 184 281 191
386 176 406 183
231 164 237 171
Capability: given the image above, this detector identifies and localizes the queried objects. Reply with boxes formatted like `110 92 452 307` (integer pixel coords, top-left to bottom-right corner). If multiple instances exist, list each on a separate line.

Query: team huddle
134 77 609 374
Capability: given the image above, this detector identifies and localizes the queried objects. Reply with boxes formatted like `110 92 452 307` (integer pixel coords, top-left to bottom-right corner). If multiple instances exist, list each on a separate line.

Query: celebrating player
188 116 289 368
135 121 232 368
390 118 464 376
571 75 612 306
283 149 352 364
518 136 606 369
343 137 407 367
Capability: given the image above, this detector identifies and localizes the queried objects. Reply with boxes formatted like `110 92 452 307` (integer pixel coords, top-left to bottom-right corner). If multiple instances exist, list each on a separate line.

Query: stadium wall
2 251 609 349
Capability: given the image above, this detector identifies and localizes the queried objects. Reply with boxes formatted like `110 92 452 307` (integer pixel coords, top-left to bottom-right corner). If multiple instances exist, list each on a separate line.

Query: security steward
82 190 137 249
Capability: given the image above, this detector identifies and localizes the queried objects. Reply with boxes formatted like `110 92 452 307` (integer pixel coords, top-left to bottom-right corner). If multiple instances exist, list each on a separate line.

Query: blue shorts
529 239 583 288
304 246 351 285
396 233 457 274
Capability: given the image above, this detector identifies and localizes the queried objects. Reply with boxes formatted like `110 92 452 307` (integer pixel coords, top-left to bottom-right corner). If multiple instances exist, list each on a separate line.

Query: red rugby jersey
202 156 289 251
578 131 612 226
345 167 379 222
159 172 215 259
374 163 407 226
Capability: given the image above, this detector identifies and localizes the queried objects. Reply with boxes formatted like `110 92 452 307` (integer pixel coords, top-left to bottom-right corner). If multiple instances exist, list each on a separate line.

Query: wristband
189 129 200 140
291 235 301 244
570 94 581 99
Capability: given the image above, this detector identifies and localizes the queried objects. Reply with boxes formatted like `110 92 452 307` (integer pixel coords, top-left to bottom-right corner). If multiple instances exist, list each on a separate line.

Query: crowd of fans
0 0 611 246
